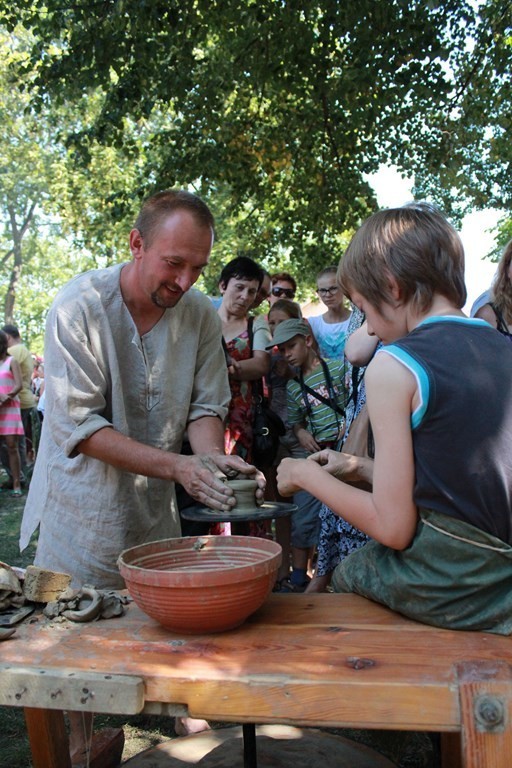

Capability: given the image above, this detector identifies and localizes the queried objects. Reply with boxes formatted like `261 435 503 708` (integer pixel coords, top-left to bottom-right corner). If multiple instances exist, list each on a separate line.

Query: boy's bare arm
344 322 379 366
277 353 418 549
365 352 417 546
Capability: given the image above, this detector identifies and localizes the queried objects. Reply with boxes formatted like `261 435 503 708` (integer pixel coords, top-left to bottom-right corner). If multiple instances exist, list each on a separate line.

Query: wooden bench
0 593 511 767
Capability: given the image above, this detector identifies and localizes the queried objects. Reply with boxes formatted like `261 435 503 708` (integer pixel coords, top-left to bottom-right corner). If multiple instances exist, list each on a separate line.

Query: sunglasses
316 286 339 297
271 286 295 299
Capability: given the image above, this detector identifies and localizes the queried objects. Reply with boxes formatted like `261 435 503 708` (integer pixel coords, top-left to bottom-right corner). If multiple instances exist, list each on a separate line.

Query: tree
0 32 57 325
0 27 152 335
1 0 511 281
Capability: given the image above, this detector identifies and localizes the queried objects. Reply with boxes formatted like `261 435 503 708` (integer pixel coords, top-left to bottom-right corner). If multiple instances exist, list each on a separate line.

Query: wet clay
226 478 258 513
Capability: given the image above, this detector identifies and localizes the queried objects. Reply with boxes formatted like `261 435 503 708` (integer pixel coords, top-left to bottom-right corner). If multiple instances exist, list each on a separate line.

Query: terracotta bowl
117 536 282 634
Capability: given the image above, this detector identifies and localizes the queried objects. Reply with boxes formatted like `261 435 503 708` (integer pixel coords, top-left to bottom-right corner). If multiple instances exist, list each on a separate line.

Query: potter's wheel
180 501 297 523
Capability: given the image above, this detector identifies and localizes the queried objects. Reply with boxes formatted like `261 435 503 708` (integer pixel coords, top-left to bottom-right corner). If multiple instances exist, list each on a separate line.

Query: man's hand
175 453 265 511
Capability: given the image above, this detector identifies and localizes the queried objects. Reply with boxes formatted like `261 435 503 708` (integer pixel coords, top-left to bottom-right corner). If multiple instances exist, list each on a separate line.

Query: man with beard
20 189 263 762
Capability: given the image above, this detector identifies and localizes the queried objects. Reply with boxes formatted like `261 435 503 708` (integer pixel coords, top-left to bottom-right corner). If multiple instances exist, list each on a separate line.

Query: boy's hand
309 449 362 482
295 427 321 453
276 457 310 496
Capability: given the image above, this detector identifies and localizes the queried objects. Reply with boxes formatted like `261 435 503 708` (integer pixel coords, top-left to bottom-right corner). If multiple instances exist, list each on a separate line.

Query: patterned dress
217 325 271 538
316 307 371 577
224 328 254 461
0 356 24 436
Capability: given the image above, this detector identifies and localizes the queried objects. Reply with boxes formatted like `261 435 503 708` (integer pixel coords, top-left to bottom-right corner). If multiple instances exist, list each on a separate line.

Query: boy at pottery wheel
277 203 512 634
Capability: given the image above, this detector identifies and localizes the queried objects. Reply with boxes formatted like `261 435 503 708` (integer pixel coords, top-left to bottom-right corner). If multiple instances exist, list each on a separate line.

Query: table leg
440 732 463 768
24 707 72 768
457 661 512 768
242 723 258 768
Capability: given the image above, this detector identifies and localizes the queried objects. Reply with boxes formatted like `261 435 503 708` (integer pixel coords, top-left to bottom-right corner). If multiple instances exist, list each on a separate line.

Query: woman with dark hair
475 240 512 340
218 256 272 461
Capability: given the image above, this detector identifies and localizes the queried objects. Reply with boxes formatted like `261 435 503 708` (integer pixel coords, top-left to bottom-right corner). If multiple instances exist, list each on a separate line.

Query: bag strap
300 380 346 416
247 316 265 401
490 303 511 335
297 358 345 439
298 358 345 417
247 315 254 349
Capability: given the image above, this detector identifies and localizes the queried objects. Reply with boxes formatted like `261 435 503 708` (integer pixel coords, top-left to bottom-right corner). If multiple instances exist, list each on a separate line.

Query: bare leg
174 717 211 736
5 435 21 491
307 545 316 579
306 572 332 593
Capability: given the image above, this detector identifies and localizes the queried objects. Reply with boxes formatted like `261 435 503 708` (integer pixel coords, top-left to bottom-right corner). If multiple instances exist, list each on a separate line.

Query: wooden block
457 661 512 768
22 566 71 603
0 665 145 714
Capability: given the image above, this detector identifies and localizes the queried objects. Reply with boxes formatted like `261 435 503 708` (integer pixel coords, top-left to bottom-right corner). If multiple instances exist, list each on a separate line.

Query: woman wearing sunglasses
269 272 297 306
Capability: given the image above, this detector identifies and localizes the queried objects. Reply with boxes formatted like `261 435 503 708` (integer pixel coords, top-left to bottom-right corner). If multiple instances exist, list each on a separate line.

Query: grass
0 481 440 768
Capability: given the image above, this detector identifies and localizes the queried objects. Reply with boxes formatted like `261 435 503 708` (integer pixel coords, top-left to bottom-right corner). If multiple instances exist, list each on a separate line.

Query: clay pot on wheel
226 478 258 512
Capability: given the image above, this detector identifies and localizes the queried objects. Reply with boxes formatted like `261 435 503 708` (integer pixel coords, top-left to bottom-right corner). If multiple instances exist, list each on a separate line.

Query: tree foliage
0 0 511 322
4 2 510 260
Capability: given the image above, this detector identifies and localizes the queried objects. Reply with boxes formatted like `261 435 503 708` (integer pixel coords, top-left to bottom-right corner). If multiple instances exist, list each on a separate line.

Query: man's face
252 274 272 309
130 210 213 309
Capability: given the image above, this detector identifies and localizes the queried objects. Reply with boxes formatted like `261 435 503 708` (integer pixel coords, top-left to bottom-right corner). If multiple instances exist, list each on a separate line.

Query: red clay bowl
117 536 282 634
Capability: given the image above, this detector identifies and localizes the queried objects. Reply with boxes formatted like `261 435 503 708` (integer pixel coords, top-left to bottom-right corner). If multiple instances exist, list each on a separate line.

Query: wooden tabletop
0 594 512 768
1 593 511 768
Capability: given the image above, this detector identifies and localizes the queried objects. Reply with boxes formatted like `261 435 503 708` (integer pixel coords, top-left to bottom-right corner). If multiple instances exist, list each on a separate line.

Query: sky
368 166 501 314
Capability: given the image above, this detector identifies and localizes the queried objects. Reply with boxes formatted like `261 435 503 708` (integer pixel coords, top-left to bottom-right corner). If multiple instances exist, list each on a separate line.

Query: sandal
9 489 23 497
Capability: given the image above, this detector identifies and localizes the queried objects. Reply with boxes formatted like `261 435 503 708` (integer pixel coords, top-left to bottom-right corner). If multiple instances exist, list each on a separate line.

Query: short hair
0 331 9 356
268 298 302 319
271 272 297 293
338 203 466 312
219 256 264 289
133 189 215 247
1 324 20 339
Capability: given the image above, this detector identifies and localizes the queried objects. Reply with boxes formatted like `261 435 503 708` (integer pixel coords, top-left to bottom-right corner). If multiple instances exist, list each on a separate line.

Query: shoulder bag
248 317 286 469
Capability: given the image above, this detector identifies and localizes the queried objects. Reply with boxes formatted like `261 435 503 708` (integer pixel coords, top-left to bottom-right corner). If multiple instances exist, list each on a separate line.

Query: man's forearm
187 415 225 455
78 426 183 481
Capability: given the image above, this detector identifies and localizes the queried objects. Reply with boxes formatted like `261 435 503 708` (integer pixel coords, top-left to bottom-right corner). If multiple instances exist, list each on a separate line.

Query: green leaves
0 0 510 338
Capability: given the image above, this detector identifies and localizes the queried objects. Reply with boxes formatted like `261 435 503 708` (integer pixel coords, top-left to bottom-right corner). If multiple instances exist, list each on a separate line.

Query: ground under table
0 593 511 768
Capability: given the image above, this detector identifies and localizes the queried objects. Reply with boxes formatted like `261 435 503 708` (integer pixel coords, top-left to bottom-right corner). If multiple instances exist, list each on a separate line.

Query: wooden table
1 593 511 768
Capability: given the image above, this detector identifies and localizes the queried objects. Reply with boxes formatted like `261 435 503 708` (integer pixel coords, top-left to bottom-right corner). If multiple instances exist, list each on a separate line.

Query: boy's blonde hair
338 203 466 313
